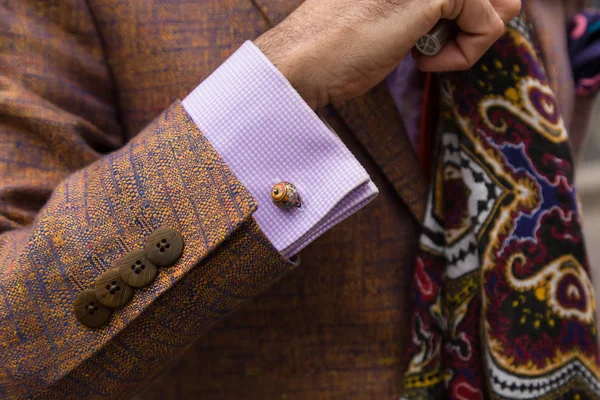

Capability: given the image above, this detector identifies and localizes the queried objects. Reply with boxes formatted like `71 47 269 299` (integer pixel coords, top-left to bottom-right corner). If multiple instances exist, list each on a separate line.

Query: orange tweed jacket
0 0 592 399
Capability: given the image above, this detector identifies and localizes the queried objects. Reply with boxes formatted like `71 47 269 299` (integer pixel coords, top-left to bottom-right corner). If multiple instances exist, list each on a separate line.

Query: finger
416 0 505 72
490 0 522 24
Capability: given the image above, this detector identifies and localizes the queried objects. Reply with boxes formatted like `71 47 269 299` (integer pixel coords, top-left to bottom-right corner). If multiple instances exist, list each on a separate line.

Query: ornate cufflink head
415 20 455 56
271 182 301 209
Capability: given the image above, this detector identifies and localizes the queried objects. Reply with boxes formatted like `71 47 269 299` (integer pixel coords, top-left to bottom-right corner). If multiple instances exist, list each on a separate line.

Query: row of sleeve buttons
73 227 184 328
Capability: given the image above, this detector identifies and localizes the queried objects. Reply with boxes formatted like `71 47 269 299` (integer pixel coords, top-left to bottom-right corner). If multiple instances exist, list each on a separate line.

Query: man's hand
254 0 521 109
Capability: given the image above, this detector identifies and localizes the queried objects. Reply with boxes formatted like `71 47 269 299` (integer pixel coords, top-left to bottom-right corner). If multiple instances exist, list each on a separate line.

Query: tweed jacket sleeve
0 1 296 398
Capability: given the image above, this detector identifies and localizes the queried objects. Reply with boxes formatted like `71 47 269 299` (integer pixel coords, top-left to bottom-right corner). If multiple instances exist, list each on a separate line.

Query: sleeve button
144 227 184 267
119 249 158 288
74 289 112 328
94 269 134 308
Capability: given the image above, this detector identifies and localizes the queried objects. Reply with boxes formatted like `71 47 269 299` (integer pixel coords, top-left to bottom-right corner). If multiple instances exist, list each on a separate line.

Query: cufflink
415 20 455 56
271 182 301 208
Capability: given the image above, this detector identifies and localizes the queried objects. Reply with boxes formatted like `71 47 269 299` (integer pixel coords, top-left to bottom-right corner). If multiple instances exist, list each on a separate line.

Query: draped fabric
403 13 600 399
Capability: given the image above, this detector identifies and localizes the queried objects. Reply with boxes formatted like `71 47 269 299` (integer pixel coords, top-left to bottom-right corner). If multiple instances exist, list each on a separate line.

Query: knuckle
455 54 476 71
508 0 522 17
440 0 461 20
465 57 477 69
491 15 506 37
456 60 473 71
497 0 522 24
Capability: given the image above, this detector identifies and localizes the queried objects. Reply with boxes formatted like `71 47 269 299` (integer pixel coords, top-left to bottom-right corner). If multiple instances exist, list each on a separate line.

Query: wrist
254 29 324 109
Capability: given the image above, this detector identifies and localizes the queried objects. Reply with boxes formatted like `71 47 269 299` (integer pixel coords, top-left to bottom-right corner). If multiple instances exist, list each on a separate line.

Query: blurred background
579 0 600 312
580 97 600 308
579 0 600 304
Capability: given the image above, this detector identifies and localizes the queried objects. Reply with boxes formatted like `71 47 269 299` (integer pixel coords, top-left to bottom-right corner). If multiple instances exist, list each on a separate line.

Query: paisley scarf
403 12 600 399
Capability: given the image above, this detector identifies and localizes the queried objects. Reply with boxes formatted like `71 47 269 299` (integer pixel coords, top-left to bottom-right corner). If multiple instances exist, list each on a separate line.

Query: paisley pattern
403 14 600 400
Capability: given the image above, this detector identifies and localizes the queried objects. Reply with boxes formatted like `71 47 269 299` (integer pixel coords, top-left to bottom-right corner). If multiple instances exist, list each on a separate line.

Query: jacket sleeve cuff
182 41 379 258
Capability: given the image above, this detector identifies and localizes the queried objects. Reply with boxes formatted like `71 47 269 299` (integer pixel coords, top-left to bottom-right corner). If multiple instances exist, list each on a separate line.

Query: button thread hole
85 303 98 315
106 281 121 295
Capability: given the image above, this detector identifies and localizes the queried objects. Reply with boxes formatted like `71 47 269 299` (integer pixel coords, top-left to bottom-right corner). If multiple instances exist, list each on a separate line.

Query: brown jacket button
144 227 184 267
94 269 134 308
74 289 112 328
119 249 158 288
